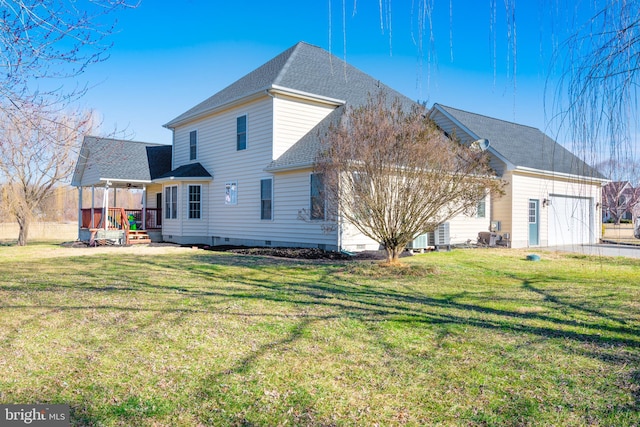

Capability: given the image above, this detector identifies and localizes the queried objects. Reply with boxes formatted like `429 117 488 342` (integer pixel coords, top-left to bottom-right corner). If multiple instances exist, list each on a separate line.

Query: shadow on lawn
2 251 639 424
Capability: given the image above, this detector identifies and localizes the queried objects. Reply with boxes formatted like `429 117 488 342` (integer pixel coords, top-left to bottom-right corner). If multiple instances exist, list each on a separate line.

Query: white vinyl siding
272 95 335 160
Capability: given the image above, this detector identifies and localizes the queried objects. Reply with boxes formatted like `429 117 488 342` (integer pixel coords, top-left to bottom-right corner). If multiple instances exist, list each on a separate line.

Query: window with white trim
237 115 247 151
189 130 197 160
225 181 238 205
165 186 177 219
260 178 272 220
476 196 486 218
188 185 201 219
310 173 325 220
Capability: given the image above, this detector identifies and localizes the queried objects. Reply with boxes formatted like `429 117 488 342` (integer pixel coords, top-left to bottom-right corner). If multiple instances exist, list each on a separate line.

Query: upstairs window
310 173 325 220
189 130 197 160
260 178 273 220
188 185 201 219
237 115 247 151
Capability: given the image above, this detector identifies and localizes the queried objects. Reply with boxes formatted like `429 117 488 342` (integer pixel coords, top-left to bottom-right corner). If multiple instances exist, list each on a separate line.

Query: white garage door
548 195 593 246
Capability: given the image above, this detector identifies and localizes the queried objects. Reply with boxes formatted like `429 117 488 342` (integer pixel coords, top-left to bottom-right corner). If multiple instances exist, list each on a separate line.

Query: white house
72 41 607 250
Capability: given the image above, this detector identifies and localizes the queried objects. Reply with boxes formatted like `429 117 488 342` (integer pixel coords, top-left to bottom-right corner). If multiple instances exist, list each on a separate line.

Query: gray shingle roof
72 136 171 186
433 104 606 179
156 163 212 180
165 41 414 128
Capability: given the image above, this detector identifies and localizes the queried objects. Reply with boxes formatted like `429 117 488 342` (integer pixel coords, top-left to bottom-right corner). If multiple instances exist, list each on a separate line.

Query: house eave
512 166 610 184
269 85 345 106
163 90 270 129
164 85 346 129
153 176 214 184
264 162 314 173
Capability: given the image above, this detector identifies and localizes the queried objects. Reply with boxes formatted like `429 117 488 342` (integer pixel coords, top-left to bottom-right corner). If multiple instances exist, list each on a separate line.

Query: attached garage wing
548 195 594 246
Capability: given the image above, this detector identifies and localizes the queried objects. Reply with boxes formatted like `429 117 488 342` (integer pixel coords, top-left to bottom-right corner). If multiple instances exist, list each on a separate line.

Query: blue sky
75 1 573 145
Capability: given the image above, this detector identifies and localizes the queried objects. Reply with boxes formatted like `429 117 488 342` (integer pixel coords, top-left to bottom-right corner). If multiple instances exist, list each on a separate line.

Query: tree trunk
16 215 30 246
384 245 404 265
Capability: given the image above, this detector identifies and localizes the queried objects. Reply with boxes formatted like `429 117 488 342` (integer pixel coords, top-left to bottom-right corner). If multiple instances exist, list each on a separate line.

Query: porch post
103 181 110 231
91 186 95 228
77 187 83 240
142 185 147 230
113 187 117 209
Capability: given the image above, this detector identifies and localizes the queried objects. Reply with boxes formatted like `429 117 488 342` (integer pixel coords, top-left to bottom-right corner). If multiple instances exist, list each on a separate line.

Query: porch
79 207 162 245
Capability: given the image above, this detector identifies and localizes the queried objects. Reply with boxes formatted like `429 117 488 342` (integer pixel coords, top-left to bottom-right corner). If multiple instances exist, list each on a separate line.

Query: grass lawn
0 244 638 426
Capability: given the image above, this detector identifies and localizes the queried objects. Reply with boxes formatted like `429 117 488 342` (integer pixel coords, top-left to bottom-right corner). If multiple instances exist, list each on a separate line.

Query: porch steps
127 230 151 245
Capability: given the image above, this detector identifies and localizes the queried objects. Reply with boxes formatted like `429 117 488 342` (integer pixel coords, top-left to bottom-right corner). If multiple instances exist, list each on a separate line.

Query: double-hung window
476 196 486 218
165 186 177 219
188 185 201 219
189 130 197 160
237 115 247 151
310 173 325 220
260 178 273 220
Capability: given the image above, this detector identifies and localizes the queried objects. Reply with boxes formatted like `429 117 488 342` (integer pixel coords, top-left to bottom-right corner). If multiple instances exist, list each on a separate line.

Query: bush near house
0 245 638 426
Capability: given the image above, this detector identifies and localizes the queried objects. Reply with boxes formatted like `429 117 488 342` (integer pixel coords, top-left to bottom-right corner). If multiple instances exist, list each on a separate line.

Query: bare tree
0 101 95 245
314 93 505 264
550 0 640 181
1 0 138 106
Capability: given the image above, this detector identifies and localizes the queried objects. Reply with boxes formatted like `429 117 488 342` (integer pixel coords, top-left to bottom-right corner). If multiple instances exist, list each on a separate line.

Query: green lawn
0 244 638 426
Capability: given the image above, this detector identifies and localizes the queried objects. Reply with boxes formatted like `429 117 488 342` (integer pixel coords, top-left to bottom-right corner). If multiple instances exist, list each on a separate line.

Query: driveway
550 243 640 259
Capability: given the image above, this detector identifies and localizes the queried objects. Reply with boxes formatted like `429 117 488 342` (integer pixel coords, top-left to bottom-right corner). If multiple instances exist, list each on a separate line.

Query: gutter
512 166 610 184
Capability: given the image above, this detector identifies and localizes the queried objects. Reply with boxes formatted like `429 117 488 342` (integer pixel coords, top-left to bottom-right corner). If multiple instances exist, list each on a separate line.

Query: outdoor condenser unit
433 222 451 246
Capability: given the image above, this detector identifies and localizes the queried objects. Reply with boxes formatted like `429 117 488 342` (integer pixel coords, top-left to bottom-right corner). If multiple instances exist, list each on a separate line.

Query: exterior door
156 193 162 226
528 199 539 246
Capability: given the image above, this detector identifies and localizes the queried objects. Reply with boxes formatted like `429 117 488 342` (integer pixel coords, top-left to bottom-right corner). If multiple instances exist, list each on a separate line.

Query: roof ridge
273 42 304 86
85 135 165 146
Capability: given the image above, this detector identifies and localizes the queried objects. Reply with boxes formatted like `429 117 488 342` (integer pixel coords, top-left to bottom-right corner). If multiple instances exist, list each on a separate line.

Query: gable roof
72 136 172 187
431 104 606 180
165 41 414 128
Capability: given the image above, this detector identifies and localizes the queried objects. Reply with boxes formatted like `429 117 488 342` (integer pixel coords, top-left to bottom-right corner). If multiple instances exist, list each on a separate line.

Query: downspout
90 186 95 228
77 187 83 240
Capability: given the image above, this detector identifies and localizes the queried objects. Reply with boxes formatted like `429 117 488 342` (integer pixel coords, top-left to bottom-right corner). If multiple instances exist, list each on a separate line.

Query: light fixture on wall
542 198 550 207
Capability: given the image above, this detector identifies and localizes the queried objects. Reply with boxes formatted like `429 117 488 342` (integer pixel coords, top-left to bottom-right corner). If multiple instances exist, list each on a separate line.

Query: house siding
268 169 339 249
272 95 335 160
447 197 493 244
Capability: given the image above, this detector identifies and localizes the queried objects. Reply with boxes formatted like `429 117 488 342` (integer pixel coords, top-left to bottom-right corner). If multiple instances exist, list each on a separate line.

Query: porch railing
81 208 162 229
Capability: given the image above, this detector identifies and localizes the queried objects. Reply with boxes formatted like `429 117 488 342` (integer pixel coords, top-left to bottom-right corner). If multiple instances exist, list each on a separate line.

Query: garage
548 195 594 246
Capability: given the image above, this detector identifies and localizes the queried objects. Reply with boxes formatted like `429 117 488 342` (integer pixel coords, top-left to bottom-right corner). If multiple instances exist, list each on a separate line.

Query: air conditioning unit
433 222 450 247
407 233 430 249
407 223 450 250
